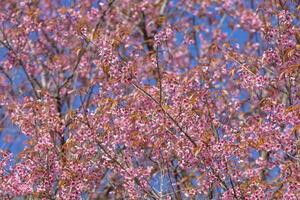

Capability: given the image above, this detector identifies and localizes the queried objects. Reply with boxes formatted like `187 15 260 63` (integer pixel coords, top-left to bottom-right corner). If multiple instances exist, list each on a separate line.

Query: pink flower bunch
239 70 269 89
262 48 282 67
154 25 173 46
278 10 293 26
238 9 262 32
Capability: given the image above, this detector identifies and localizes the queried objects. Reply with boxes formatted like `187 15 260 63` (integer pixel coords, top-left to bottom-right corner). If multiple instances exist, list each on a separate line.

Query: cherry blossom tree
0 0 299 199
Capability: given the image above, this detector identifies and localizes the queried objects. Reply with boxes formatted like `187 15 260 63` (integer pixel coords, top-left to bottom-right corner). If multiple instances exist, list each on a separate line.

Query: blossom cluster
0 0 299 199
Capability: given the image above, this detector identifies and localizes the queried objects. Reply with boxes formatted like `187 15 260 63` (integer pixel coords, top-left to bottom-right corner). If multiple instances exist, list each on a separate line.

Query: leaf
130 130 139 138
69 123 79 130
284 48 295 60
101 64 110 78
58 7 68 15
130 112 139 122
193 146 202 156
112 38 121 48
189 93 198 105
222 42 231 48
62 138 75 149
259 98 273 108
162 104 170 111
106 98 118 109
280 63 300 77
292 124 300 132
254 137 265 148
65 110 76 121
295 32 300 43
156 15 166 26
130 131 144 147
58 180 66 188
210 43 219 53
285 104 300 113
76 48 85 57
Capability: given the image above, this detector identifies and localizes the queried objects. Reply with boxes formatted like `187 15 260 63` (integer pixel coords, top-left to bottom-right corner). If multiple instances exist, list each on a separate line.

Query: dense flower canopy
0 0 299 199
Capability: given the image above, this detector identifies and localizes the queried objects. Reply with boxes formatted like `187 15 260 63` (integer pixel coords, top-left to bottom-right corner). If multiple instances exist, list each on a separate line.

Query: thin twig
156 47 163 104
132 82 197 147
